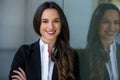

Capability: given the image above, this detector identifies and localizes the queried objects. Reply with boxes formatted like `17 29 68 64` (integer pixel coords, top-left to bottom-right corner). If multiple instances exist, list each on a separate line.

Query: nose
108 22 114 31
48 21 54 29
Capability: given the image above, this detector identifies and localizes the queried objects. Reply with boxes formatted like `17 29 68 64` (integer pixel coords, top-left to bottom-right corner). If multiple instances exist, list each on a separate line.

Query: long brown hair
33 1 75 80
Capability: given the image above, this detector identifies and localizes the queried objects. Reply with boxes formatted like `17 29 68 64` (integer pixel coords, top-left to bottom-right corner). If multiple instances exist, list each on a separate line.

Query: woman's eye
54 20 60 23
101 20 109 24
42 20 48 23
53 18 61 23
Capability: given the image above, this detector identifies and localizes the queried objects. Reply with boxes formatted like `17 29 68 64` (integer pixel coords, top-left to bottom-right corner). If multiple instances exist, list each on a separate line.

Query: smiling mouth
106 31 115 36
46 30 56 35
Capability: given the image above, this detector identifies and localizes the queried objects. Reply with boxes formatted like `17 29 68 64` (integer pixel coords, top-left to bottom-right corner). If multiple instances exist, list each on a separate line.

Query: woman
86 3 120 80
9 1 79 80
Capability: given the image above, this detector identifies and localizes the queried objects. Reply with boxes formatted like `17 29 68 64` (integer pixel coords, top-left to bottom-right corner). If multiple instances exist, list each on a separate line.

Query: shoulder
116 43 120 48
20 40 39 51
18 44 30 52
15 45 30 57
15 40 39 57
116 43 120 53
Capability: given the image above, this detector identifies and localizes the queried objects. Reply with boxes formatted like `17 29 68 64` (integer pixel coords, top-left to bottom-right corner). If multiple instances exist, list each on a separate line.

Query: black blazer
9 40 80 80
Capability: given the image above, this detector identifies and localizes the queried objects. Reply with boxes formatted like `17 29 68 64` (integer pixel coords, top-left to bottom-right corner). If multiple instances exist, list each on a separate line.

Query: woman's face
99 9 120 43
40 8 61 42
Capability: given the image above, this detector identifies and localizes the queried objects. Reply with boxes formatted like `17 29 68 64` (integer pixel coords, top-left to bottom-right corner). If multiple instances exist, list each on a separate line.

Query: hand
12 67 27 80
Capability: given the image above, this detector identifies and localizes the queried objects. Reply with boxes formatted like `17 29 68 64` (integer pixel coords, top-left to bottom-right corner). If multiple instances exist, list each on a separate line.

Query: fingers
12 74 22 80
12 67 27 80
18 67 26 78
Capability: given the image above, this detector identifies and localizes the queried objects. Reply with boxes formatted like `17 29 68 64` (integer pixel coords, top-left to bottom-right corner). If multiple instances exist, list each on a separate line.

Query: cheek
39 26 42 34
57 24 61 33
116 27 120 34
98 25 109 39
58 26 61 32
114 25 120 32
99 30 103 37
99 25 106 35
40 25 44 35
118 26 120 32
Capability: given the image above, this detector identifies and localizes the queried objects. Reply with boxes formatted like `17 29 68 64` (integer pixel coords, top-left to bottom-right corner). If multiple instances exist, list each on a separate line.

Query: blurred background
0 0 120 79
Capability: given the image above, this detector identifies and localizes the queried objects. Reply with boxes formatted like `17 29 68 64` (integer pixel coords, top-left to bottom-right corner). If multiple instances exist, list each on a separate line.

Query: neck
48 42 55 57
41 38 56 55
101 39 113 55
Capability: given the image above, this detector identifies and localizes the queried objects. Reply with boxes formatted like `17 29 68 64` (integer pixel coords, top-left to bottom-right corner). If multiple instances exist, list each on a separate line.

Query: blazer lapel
31 40 41 80
52 65 58 80
104 66 110 80
116 44 120 79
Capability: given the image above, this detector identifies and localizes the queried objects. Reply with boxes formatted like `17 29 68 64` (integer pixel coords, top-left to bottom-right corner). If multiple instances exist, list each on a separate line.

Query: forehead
41 8 60 19
102 9 119 20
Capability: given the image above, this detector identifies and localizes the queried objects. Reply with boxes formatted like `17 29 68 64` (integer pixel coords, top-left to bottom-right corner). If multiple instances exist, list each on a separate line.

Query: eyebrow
41 18 60 20
101 18 120 21
55 18 60 19
101 18 108 20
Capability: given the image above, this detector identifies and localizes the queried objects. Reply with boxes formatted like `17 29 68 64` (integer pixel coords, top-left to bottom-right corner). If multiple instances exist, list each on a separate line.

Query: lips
46 30 56 35
105 31 115 36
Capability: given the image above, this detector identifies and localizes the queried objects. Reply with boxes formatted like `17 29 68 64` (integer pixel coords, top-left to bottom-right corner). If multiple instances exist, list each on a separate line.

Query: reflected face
99 9 120 43
40 9 61 42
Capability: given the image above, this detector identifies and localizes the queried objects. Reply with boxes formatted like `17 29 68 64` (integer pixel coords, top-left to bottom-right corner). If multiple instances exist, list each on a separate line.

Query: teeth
106 31 114 35
46 31 55 34
108 32 113 34
48 31 54 34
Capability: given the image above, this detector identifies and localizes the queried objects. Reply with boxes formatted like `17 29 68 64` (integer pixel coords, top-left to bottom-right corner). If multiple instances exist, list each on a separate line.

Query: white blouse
39 39 54 80
105 41 118 80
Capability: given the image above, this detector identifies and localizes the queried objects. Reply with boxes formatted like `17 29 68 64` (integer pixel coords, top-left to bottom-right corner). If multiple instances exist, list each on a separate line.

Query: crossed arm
11 67 27 80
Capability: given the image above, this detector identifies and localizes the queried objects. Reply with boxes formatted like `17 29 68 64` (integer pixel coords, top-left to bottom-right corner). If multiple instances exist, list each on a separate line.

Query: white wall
64 0 93 48
0 0 25 79
0 0 25 49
